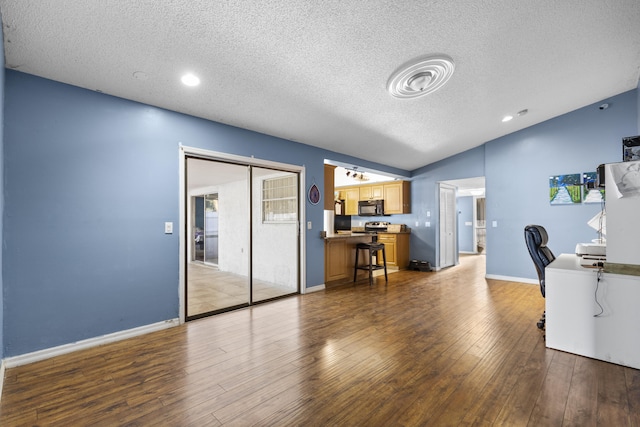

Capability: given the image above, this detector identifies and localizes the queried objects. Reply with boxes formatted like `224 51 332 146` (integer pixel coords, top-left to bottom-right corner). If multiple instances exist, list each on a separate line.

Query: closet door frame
178 145 306 323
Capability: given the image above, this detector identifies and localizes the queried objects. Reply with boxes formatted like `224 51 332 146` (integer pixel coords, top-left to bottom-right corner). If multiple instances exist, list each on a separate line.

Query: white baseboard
3 318 180 369
303 284 325 293
485 274 539 285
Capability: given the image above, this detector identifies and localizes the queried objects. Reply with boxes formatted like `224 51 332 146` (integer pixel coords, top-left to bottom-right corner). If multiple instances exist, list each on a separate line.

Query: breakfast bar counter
323 231 411 286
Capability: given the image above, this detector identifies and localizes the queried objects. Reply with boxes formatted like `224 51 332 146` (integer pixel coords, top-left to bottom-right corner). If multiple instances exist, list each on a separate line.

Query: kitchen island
323 231 411 287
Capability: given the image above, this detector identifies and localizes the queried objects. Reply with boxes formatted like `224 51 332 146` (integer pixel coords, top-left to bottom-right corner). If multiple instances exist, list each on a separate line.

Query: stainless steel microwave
358 199 384 216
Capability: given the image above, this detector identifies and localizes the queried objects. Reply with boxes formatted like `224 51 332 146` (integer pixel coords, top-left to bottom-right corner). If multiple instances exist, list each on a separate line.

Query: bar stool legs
354 242 388 285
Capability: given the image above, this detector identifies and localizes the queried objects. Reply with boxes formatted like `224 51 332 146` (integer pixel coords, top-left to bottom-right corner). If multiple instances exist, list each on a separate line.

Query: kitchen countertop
323 231 377 239
322 230 411 239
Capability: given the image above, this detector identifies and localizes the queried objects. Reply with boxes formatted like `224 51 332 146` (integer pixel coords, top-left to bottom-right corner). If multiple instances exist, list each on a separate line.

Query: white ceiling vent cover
387 54 455 99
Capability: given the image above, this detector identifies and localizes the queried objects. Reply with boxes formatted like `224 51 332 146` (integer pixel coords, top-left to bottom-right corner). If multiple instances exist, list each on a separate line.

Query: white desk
546 254 640 369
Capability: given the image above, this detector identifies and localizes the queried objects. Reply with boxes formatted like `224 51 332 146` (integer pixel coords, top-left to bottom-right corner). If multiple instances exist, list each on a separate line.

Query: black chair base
537 311 545 330
354 242 388 286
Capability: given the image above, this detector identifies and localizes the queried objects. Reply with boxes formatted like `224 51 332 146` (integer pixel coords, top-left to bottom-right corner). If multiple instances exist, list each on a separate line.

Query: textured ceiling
2 1 639 171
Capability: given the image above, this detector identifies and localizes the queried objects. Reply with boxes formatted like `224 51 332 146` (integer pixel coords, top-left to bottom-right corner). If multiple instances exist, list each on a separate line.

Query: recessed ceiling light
502 115 514 122
387 54 455 99
181 73 200 87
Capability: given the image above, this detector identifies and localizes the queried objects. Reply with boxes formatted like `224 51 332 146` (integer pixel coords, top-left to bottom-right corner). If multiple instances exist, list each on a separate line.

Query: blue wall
2 70 408 357
484 90 637 281
409 145 486 264
457 196 474 253
407 90 637 282
0 16 5 359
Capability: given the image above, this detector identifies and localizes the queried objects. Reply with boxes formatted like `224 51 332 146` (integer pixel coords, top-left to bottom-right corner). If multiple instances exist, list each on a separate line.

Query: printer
575 242 606 267
576 210 606 267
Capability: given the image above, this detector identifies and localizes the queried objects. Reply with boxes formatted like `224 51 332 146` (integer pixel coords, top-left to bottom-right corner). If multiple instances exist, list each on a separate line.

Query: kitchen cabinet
325 238 348 282
324 234 374 285
377 232 410 268
359 184 383 201
383 181 411 214
337 180 410 215
338 187 360 215
323 164 336 210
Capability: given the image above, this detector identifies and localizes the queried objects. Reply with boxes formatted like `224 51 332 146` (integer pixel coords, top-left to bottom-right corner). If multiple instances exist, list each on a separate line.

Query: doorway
183 153 301 320
439 183 457 268
439 176 486 269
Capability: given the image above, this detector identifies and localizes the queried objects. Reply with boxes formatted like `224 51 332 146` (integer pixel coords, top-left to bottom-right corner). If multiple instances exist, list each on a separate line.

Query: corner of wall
0 7 6 363
0 6 6 393
637 78 640 134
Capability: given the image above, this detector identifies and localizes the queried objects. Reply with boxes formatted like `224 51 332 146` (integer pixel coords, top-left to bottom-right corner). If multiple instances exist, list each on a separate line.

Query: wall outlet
492 220 498 228
425 221 431 227
164 222 173 234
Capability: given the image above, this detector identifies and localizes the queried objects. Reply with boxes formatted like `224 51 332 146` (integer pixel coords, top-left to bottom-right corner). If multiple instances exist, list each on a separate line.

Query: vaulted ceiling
2 1 639 171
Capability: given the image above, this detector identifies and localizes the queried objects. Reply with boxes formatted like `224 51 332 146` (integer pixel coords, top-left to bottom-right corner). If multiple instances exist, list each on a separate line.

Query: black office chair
524 225 555 330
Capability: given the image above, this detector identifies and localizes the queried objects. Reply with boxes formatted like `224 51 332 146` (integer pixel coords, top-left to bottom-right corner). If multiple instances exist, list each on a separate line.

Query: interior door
439 183 457 268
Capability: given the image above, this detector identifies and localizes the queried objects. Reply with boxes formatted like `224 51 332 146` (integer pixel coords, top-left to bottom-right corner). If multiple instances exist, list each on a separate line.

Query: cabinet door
377 234 397 266
360 185 383 200
323 164 336 210
383 181 410 214
344 187 360 215
383 183 402 214
325 239 347 282
371 185 384 199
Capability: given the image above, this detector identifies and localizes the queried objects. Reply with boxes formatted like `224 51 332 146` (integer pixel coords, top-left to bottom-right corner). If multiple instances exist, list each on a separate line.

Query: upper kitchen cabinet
336 180 411 215
359 184 383 201
338 186 360 215
383 181 411 214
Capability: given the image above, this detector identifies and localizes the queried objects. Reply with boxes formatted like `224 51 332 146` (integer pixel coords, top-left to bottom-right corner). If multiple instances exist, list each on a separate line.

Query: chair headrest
525 224 549 247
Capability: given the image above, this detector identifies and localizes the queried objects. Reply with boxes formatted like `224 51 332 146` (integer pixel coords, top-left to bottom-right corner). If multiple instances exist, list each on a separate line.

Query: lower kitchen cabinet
325 238 348 282
377 232 410 269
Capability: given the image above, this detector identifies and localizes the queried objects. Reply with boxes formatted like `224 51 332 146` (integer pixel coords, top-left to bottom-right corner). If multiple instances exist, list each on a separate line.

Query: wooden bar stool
354 242 388 285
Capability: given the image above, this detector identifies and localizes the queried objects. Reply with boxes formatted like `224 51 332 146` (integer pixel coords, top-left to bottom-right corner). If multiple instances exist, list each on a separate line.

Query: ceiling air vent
387 54 455 99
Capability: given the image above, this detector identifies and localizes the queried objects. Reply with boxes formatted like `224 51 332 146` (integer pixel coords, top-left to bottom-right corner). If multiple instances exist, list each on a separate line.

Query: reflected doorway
192 194 219 265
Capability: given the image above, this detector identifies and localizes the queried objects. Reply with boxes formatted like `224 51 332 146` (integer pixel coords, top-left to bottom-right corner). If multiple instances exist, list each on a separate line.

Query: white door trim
178 144 306 323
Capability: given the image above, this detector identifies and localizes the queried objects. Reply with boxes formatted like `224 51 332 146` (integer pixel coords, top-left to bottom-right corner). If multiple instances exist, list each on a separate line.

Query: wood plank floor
2 255 639 426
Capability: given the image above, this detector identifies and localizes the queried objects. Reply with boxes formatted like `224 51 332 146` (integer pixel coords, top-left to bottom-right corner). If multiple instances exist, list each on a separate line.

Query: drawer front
377 233 396 243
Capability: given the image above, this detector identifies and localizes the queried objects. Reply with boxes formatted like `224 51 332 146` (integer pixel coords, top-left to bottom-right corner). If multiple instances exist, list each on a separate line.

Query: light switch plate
164 222 173 234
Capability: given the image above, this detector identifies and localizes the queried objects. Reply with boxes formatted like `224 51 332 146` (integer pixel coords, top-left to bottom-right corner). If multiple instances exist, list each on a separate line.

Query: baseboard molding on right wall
485 274 539 285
